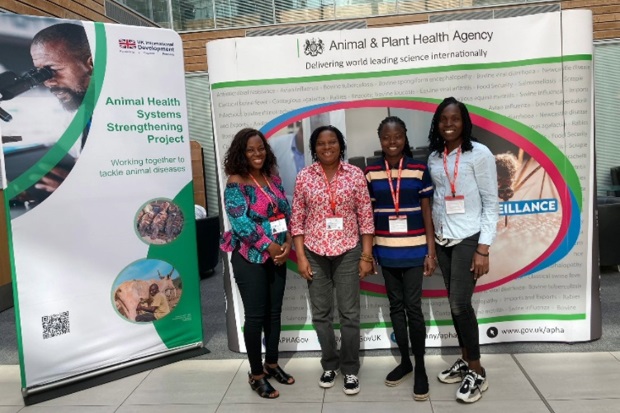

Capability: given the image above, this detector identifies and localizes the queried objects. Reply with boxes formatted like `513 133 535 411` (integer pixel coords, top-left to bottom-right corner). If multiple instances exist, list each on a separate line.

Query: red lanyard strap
320 163 339 215
249 173 280 214
385 157 403 216
443 146 461 197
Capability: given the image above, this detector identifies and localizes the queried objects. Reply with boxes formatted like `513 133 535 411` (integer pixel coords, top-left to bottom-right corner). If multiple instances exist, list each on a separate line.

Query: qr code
42 311 70 339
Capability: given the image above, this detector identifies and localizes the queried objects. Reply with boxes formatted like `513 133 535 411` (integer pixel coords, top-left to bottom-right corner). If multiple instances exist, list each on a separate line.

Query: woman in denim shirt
427 98 499 404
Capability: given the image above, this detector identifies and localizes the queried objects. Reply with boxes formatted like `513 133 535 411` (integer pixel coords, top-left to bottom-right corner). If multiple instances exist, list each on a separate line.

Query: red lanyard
443 146 461 197
319 163 339 215
385 157 403 216
249 173 280 215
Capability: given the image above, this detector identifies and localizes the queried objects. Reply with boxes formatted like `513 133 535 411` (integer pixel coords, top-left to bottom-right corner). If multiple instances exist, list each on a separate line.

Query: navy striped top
365 156 434 268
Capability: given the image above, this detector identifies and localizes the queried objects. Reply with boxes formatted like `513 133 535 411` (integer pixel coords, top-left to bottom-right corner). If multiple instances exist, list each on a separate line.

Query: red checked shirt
291 162 374 256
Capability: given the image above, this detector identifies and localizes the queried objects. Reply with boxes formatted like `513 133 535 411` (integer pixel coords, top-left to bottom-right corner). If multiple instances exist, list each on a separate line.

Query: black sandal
248 372 279 398
264 364 295 385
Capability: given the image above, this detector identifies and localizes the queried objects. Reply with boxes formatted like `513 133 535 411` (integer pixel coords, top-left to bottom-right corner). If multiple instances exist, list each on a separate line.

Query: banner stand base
22 345 210 406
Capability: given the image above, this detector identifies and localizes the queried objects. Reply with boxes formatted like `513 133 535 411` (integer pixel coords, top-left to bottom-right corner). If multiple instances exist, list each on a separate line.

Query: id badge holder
445 195 465 214
325 215 344 231
269 213 287 234
388 215 408 233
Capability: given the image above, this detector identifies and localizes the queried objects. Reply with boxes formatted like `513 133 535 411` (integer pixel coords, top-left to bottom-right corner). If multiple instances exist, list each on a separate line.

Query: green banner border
211 54 591 89
278 313 586 331
147 182 204 349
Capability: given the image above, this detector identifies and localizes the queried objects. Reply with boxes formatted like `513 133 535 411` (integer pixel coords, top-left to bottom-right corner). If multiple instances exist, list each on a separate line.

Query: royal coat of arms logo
304 38 325 57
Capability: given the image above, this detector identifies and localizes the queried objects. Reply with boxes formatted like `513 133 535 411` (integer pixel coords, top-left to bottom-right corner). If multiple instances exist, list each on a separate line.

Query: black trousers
382 266 426 359
436 234 481 361
232 250 287 375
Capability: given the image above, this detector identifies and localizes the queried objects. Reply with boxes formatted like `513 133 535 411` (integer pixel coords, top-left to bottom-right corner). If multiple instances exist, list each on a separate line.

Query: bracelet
360 252 374 263
425 254 437 261
475 249 490 257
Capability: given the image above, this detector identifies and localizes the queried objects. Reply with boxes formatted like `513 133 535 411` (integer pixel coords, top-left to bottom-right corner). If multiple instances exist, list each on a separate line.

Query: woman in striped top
365 116 436 401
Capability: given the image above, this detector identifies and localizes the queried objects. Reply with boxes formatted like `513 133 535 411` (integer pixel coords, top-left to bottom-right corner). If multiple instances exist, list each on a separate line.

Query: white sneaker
437 358 469 384
456 369 488 403
343 374 360 395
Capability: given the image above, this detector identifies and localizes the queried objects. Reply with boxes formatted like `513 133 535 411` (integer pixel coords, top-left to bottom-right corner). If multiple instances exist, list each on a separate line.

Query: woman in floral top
220 128 294 399
291 125 374 396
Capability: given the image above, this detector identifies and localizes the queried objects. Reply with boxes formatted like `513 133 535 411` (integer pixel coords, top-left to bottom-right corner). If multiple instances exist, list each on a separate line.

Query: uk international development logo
118 39 137 49
304 38 325 57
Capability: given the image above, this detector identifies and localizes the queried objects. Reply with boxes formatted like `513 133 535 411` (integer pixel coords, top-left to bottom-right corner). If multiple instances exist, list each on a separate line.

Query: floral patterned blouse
290 162 374 256
220 174 291 264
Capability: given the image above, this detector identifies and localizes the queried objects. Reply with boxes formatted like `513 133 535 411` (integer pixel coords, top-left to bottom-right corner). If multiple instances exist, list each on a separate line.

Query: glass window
167 0 540 31
177 0 215 30
594 42 620 191
185 74 219 215
213 0 274 28
276 0 332 24
116 0 173 28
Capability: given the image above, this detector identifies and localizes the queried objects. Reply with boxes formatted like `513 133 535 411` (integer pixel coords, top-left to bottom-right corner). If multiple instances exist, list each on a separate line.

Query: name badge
325 215 344 231
388 216 408 233
269 218 287 234
269 213 287 234
445 195 465 214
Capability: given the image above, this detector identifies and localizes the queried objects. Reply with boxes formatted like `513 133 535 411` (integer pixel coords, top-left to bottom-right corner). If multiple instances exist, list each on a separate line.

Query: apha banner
207 10 598 352
0 15 203 392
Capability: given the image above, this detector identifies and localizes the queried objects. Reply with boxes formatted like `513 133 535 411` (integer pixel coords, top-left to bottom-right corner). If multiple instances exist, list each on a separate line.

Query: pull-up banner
207 10 598 352
0 14 203 395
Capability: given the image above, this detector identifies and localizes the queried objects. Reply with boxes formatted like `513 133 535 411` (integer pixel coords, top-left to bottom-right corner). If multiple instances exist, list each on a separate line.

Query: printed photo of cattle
112 259 182 322
135 199 185 245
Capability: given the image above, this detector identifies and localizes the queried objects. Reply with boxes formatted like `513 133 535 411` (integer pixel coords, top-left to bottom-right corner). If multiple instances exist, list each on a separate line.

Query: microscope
0 67 54 142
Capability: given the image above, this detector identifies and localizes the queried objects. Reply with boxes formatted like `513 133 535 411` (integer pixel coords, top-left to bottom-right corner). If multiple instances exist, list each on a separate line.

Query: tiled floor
1 353 619 412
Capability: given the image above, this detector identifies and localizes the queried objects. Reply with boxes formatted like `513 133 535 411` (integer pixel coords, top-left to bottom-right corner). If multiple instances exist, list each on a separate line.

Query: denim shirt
427 141 499 246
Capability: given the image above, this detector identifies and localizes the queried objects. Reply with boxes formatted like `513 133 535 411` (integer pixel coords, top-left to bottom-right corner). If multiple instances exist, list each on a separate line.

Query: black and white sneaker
343 374 360 395
456 369 488 403
318 370 337 388
437 358 469 384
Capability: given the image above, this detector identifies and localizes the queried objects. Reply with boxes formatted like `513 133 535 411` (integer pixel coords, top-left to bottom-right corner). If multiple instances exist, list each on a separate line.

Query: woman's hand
297 255 313 280
470 246 490 279
267 242 283 263
274 241 291 265
423 255 437 277
358 259 374 279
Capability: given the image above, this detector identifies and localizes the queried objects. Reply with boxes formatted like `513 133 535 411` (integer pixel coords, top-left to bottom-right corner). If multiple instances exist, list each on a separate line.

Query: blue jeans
436 233 481 361
232 250 287 376
305 244 361 375
382 266 426 359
